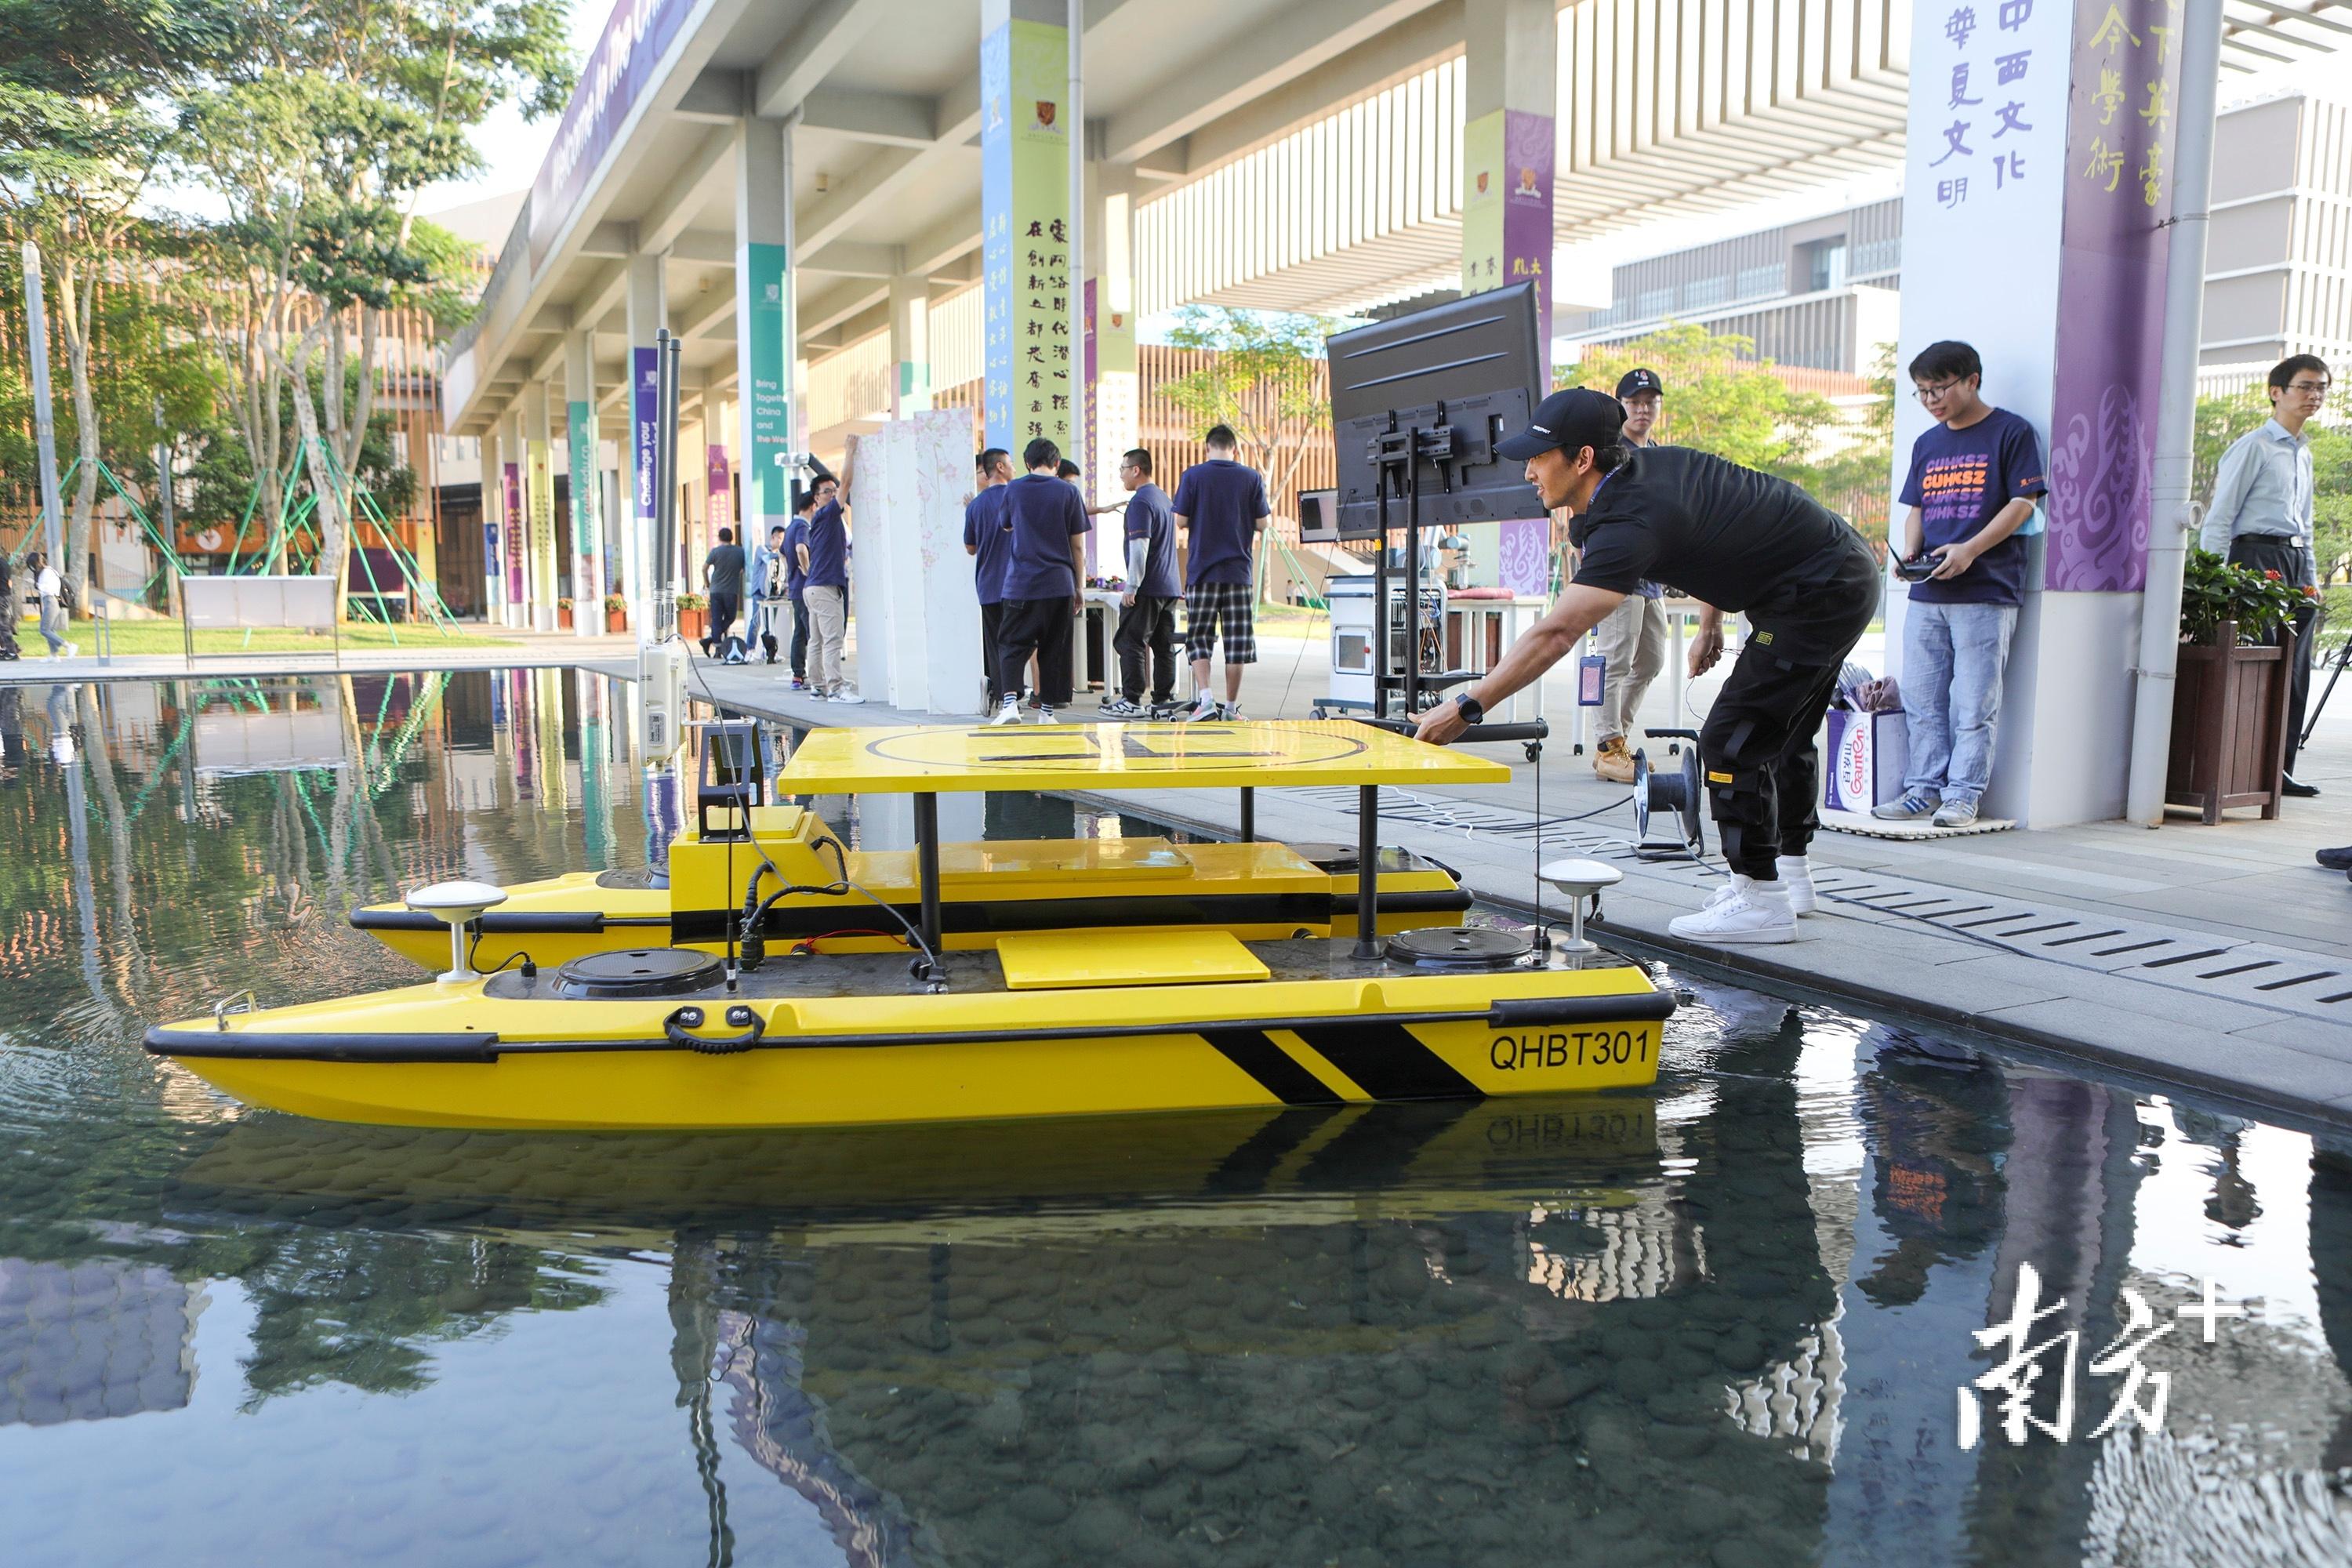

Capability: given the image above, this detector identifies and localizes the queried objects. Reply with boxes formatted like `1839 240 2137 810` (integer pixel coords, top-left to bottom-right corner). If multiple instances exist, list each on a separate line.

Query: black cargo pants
1700 641 1848 880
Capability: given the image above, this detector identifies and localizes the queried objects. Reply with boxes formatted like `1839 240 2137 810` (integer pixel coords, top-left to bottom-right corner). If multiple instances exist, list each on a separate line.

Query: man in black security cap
1415 387 1878 944
1587 367 1670 785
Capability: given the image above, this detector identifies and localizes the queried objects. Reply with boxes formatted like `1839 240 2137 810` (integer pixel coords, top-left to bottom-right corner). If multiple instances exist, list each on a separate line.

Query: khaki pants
1592 591 1668 743
805 584 848 694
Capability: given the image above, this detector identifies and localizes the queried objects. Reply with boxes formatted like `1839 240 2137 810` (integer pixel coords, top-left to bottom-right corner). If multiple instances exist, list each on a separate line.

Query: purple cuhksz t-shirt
1899 407 2046 607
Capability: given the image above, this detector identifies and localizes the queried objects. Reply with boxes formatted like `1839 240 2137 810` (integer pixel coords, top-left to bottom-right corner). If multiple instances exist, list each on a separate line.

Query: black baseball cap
1497 387 1626 461
1616 368 1664 398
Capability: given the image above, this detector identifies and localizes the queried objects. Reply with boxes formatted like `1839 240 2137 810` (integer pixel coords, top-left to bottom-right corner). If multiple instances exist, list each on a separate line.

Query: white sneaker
1700 873 1755 909
828 691 864 706
1668 881 1798 945
61 642 78 660
1033 705 1057 724
1777 855 1817 916
988 699 1022 726
1178 691 1218 722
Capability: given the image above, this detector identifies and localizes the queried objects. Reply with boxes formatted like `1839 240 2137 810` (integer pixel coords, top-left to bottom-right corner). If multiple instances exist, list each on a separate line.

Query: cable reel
1632 728 1705 861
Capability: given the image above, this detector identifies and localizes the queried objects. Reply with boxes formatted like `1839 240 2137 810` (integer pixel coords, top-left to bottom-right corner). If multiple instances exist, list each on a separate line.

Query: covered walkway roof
442 0 2352 436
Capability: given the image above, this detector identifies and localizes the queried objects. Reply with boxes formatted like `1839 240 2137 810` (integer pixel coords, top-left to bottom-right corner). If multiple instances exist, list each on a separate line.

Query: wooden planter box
2166 619 2294 824
677 608 706 641
557 607 574 630
605 609 627 633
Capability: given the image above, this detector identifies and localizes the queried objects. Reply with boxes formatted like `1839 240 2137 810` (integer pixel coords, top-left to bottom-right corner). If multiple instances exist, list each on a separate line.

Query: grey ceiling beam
753 0 889 120
1102 0 1446 166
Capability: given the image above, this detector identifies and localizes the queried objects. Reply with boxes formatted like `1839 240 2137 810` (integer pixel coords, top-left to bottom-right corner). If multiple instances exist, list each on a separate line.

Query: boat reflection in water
5 671 2352 1566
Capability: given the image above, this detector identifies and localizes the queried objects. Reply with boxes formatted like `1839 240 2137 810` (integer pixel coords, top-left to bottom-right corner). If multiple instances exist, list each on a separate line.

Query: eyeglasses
1915 378 1965 403
2285 379 2331 396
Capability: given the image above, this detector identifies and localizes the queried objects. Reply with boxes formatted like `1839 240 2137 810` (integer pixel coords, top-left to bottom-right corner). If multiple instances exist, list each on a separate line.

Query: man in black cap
1586 367 1671 784
1414 387 1878 944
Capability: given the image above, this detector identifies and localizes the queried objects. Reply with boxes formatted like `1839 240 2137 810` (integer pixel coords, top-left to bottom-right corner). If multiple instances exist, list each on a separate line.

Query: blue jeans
1901 600 2019 804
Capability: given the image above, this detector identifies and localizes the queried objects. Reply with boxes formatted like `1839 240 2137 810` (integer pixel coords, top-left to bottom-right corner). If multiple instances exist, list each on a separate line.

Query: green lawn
19 616 510 656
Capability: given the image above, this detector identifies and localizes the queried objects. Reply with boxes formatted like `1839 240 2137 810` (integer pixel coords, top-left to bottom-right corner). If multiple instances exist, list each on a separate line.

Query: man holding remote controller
1414 387 1878 946
1875 340 2045 829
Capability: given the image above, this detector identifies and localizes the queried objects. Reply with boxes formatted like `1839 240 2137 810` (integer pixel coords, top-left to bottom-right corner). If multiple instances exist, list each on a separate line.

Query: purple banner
706 444 729 496
528 0 697 275
2045 0 2182 593
632 347 658 528
503 462 525 601
1502 109 1556 358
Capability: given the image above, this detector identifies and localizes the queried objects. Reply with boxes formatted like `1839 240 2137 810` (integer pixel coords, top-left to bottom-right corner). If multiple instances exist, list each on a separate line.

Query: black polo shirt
1570 446 1879 662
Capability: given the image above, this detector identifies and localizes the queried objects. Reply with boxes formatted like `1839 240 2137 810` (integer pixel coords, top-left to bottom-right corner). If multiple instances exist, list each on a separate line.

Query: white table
1444 596 1551 724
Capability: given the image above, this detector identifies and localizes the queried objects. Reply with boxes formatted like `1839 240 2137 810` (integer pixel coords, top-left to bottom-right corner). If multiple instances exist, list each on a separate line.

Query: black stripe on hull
1199 1028 1347 1107
1290 1023 1484 1102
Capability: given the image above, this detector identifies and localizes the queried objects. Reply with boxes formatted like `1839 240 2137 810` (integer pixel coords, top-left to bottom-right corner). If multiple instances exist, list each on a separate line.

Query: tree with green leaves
180 0 568 612
1160 306 1338 511
1560 322 1848 486
0 0 241 604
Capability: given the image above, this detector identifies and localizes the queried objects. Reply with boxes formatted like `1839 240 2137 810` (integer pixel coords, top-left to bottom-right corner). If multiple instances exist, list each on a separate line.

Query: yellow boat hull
354 837 1472 971
148 944 1671 1132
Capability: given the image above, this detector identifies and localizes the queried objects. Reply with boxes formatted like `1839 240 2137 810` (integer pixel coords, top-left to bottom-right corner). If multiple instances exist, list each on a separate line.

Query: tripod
2303 601 2347 751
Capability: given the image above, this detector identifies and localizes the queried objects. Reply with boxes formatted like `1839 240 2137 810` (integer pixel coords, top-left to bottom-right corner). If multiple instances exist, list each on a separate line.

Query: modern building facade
1559 195 1904 375
2201 88 2352 392
1563 88 2352 394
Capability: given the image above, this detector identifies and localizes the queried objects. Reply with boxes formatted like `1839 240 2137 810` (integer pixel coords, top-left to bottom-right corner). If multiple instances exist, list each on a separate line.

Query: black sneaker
2283 775 2321 798
2317 844 2352 871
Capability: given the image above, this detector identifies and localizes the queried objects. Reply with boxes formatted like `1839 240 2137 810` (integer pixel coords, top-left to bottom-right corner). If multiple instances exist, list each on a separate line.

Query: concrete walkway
698 626 2352 1131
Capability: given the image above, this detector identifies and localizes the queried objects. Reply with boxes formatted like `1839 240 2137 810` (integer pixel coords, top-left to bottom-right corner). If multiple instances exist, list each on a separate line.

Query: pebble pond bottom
2 670 2350 1567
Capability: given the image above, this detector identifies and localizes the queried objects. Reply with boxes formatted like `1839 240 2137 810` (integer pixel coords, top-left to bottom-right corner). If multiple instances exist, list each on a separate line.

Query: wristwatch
1453 691 1485 725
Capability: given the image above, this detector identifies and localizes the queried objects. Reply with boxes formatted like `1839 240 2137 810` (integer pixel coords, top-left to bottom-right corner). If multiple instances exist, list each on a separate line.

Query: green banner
745 241 790 524
527 437 556 604
982 16 1071 455
567 399 597 591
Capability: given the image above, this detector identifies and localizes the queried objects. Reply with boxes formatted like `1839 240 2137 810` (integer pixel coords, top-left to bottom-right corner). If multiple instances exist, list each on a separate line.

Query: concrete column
522 382 558 632
982 0 1074 457
1891 0 2187 826
1461 0 1559 371
888 274 932 417
1084 160 1139 509
564 330 605 637
734 117 794 559
622 249 666 637
481 425 506 624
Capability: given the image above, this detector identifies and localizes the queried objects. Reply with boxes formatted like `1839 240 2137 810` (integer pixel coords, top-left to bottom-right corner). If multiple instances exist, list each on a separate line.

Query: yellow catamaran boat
347 767 1474 971
147 720 1673 1131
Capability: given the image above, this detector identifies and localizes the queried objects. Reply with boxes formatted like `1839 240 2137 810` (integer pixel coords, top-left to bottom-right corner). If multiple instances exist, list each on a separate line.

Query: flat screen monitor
1325 281 1548 537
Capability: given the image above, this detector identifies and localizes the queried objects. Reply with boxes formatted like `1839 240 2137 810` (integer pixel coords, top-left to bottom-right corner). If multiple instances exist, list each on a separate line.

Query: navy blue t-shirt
962 487 1012 605
804 500 849 590
1171 459 1268 588
704 543 746 598
1000 473 1091 601
781 517 810 597
1899 407 2046 607
1123 482 1180 599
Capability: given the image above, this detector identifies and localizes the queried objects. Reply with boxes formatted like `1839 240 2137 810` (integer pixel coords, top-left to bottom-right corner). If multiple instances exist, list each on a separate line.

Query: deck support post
1352 784 1380 959
1239 787 1254 842
914 792 943 958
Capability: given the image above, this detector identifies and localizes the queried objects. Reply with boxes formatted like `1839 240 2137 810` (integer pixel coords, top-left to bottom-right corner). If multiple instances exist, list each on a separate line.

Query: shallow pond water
1 670 2348 1566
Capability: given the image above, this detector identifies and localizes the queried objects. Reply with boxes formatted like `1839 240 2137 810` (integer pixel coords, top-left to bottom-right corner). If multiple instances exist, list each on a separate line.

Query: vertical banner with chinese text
982 15 1072 459
503 461 525 604
2046 0 2183 591
527 438 557 608
1461 108 1555 373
